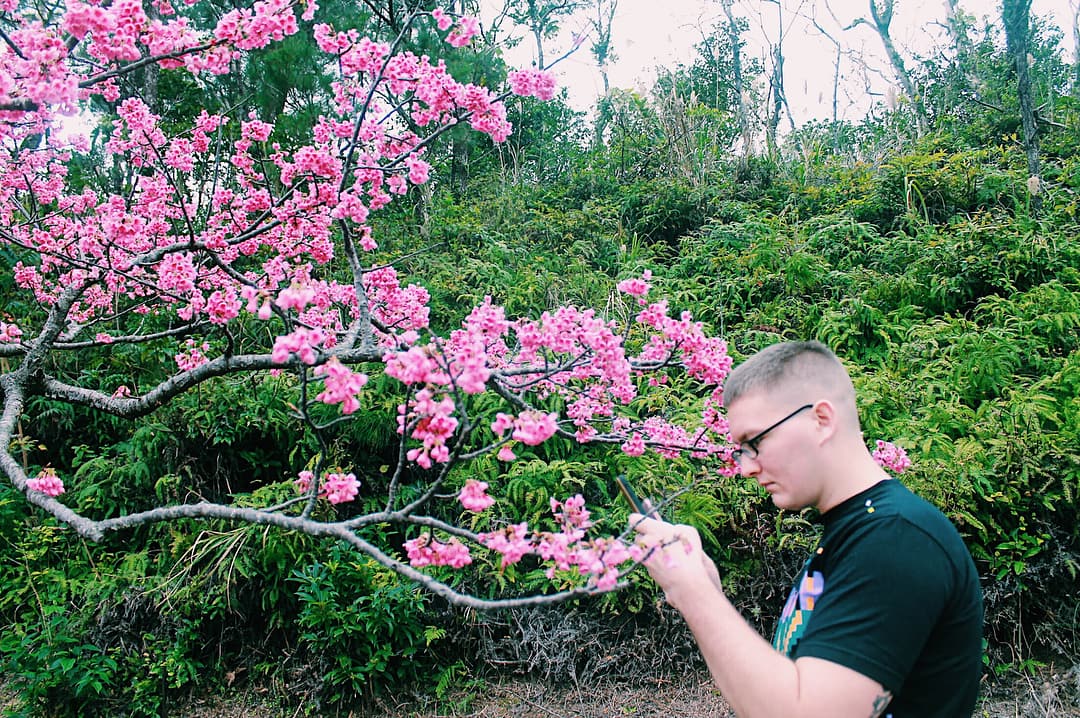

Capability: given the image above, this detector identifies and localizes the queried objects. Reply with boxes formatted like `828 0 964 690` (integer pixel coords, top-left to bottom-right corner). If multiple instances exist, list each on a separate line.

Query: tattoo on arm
868 692 893 718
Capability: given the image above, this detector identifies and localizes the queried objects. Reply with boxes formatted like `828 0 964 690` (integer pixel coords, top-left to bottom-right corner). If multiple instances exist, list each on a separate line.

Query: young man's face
726 391 822 511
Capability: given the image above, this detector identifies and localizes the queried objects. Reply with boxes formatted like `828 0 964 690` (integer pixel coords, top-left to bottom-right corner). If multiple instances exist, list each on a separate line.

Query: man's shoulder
848 479 951 533
827 481 972 568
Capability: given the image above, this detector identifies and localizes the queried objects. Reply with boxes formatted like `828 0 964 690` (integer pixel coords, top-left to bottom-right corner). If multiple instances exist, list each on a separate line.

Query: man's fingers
628 514 667 536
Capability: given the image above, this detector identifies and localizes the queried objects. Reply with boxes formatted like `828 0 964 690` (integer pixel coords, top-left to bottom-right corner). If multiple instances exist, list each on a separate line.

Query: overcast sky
489 0 1077 124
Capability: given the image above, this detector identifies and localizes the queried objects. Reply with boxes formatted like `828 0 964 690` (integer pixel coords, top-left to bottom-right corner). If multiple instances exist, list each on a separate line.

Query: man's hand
630 515 723 607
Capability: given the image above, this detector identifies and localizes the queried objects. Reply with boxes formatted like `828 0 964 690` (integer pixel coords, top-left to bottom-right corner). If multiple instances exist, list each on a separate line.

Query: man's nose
737 455 760 477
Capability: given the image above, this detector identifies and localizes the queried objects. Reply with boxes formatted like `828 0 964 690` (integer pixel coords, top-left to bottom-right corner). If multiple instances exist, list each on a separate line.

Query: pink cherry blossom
27 468 65 497
271 327 328 365
617 269 652 298
399 390 458 469
873 440 912 473
294 470 315 493
459 478 495 512
478 522 532 568
511 411 559 446
620 433 646 457
0 323 24 342
430 7 453 31
445 16 479 47
323 471 359 504
404 534 472 568
175 339 211 371
293 469 359 504
314 357 369 414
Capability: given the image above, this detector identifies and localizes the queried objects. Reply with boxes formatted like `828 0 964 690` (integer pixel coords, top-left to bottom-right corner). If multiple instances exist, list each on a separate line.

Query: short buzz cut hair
722 340 856 412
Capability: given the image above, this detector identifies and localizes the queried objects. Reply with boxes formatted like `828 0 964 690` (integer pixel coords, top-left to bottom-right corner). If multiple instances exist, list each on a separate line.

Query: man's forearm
672 581 802 718
673 581 891 718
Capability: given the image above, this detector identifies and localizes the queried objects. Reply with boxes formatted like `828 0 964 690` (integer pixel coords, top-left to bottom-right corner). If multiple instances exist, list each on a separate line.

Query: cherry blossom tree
0 0 743 608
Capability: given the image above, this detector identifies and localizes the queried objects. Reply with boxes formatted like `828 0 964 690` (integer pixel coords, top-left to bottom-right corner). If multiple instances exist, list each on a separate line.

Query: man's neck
816 451 891 514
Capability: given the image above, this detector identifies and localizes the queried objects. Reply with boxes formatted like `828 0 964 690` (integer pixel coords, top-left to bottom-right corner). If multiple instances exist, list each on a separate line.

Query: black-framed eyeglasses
731 404 814 465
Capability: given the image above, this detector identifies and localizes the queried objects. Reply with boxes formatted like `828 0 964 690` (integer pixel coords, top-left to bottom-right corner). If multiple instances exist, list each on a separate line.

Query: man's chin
768 491 795 510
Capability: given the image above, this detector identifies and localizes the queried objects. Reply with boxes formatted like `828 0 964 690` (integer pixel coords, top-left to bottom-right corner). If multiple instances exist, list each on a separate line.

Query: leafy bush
288 547 443 709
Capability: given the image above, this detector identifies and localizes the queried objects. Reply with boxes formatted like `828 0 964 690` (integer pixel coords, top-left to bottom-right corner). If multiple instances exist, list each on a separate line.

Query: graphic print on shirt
772 565 825 656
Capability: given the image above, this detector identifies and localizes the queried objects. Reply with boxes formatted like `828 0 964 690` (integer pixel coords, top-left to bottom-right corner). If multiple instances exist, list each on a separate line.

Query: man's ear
810 400 839 445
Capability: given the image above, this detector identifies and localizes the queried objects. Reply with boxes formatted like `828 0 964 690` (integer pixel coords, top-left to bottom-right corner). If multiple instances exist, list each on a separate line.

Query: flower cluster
464 494 644 591
403 534 472 568
0 322 22 343
616 269 652 299
271 327 329 365
294 469 360 504
174 339 211 371
490 411 560 447
396 390 459 469
459 479 495 512
27 468 65 497
873 440 912 473
507 69 557 101
314 358 368 415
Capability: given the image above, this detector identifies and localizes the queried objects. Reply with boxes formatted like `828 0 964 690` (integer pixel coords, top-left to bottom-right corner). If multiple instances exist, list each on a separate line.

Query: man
632 341 983 718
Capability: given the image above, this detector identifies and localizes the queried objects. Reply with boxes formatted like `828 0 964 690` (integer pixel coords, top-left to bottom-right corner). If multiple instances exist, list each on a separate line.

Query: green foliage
619 180 719 247
289 546 441 708
1 620 120 717
3 7 1079 704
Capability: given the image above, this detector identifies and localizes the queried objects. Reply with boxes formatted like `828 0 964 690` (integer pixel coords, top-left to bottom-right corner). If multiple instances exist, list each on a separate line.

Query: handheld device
615 474 657 518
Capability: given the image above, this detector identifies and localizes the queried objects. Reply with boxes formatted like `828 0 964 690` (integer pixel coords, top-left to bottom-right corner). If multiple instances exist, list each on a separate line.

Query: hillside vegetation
1 3 1078 716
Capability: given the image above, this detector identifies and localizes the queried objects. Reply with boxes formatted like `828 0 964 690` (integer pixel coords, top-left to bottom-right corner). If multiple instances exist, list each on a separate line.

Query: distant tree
719 0 754 166
1069 0 1080 96
759 0 800 159
942 0 974 61
587 0 618 146
508 0 586 70
1002 0 1042 211
841 0 928 136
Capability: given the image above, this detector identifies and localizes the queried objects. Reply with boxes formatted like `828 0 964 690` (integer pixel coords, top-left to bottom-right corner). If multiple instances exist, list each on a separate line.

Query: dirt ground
159 678 733 718
163 667 1080 718
6 666 1079 717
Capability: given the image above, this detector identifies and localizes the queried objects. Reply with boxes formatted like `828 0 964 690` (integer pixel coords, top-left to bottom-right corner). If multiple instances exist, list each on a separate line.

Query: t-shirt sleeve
791 517 956 692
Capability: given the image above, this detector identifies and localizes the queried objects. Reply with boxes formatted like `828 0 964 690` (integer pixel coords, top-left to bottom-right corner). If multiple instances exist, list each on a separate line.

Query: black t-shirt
772 479 983 717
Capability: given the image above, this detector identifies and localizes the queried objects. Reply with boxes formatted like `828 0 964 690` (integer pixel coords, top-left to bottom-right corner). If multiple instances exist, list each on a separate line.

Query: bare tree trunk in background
943 0 974 60
1003 0 1042 213
1070 0 1080 97
765 44 783 158
804 5 845 152
762 0 797 161
720 0 752 169
857 0 927 136
510 0 585 71
589 0 618 147
938 0 975 118
528 0 547 70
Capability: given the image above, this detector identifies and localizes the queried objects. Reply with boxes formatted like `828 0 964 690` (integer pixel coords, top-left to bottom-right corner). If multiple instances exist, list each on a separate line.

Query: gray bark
1003 0 1041 212
863 0 927 135
720 0 752 165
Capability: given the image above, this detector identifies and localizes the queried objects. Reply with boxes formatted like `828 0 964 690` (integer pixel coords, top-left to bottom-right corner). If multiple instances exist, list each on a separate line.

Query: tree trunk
765 44 783 159
763 0 793 161
527 0 546 69
720 0 752 168
1003 0 1041 213
590 0 618 147
866 0 927 136
1070 0 1080 98
808 10 843 152
943 0 973 60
